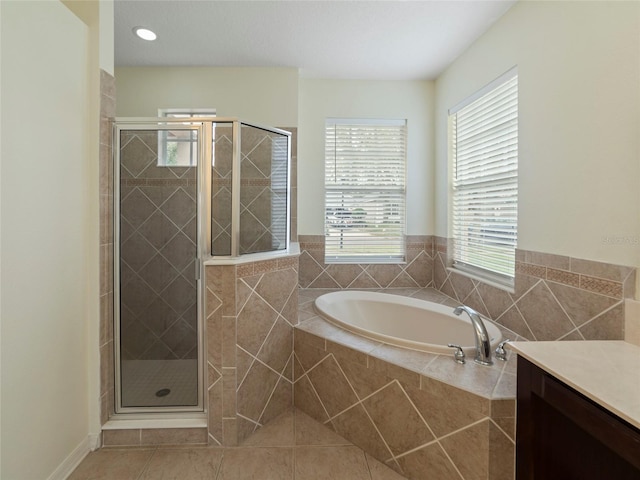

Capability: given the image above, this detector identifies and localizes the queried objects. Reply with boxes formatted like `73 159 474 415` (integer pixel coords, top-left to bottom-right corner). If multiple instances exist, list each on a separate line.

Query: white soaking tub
314 290 502 355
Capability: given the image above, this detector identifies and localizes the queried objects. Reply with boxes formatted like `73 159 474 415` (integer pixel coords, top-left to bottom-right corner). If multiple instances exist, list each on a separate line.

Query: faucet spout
453 305 493 366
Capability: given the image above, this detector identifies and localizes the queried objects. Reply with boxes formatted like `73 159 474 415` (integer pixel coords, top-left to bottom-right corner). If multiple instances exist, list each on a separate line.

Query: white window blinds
325 119 407 263
450 70 518 283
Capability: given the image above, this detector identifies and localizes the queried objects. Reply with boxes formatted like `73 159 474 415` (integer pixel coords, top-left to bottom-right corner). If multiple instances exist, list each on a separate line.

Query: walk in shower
113 118 291 413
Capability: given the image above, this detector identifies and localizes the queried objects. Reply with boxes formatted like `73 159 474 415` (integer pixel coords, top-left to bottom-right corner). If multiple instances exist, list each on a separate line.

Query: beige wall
99 0 114 75
1 1 90 478
115 72 435 236
1 0 111 478
298 79 435 236
114 66 299 126
435 0 640 273
113 2 639 275
65 0 115 448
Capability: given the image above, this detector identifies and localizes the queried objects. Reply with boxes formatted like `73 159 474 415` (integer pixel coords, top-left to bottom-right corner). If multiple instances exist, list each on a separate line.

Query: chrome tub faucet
453 305 493 366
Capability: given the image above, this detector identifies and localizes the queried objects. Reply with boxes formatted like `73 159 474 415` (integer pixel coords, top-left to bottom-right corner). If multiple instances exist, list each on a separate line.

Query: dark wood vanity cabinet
516 357 640 480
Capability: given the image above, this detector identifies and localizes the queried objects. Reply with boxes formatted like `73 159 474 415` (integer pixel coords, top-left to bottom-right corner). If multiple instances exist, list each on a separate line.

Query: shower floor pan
121 359 198 408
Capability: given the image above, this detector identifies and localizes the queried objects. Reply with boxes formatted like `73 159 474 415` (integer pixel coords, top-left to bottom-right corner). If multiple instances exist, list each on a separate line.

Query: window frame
448 68 518 289
324 118 407 264
157 108 216 167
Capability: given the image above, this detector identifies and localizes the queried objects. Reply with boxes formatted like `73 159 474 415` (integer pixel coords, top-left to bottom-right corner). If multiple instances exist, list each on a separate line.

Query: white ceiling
115 0 516 80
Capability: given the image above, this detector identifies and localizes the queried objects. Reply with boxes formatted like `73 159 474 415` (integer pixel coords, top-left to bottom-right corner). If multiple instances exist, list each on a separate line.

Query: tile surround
99 70 116 425
625 299 640 346
298 235 434 289
212 126 297 256
279 236 632 478
300 231 635 344
206 255 298 446
432 237 635 342
99 106 298 433
119 131 198 361
103 427 208 447
294 288 517 480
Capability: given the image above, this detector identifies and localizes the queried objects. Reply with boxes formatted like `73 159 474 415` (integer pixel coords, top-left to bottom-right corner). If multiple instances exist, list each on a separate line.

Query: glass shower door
115 123 204 411
238 124 289 254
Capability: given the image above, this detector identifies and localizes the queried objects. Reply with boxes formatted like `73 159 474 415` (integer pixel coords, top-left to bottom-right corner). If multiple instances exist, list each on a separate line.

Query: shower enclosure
113 118 291 413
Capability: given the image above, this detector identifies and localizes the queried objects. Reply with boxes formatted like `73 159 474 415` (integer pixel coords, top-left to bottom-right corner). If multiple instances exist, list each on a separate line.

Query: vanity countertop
507 340 640 430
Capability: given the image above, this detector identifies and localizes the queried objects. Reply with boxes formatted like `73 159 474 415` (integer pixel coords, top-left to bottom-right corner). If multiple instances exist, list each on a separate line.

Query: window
449 68 518 286
324 118 407 263
157 108 216 166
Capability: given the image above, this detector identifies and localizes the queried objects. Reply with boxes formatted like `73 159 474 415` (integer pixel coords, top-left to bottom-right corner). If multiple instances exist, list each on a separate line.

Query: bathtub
298 290 516 479
314 290 502 355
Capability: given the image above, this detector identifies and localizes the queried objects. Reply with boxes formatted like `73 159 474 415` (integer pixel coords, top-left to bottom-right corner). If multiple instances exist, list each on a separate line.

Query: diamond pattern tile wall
206 256 298 446
299 231 635 343
293 333 515 480
211 126 290 256
433 237 635 341
119 131 198 360
298 235 435 289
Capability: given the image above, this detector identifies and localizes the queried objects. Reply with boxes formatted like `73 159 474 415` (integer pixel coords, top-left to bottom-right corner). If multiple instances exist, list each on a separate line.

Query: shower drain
155 388 171 398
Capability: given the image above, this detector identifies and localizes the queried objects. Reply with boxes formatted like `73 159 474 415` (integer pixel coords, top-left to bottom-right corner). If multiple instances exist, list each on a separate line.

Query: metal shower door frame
112 118 213 414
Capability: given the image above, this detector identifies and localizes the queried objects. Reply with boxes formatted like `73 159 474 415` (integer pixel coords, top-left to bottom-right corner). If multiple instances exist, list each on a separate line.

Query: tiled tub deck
294 288 520 480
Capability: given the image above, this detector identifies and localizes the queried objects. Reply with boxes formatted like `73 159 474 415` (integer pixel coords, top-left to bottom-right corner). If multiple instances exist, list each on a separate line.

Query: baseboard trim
46 435 93 480
88 432 102 451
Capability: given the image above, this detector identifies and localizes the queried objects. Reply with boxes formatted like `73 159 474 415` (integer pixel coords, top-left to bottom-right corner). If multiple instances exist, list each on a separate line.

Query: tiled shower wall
212 126 295 255
99 70 115 425
239 126 289 253
298 234 636 341
211 125 233 255
206 256 299 446
99 107 298 431
119 131 198 360
205 127 298 446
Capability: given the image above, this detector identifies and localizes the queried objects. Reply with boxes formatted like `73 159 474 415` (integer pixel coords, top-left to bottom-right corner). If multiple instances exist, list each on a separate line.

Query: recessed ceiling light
133 27 157 41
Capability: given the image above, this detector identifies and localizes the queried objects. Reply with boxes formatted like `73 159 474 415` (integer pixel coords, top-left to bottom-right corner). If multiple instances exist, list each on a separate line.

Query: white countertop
507 341 640 430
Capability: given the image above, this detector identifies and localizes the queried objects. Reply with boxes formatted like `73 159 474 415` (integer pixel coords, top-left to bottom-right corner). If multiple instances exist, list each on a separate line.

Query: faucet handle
495 339 511 361
447 344 466 364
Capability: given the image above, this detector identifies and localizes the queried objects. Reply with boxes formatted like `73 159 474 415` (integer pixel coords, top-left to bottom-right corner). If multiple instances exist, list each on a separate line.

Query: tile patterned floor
69 408 407 480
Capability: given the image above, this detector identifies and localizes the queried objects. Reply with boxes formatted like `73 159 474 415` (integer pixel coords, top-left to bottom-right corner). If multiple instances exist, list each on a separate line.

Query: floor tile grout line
80 410 419 479
293 407 352 448
213 448 224 480
362 450 375 480
134 446 159 480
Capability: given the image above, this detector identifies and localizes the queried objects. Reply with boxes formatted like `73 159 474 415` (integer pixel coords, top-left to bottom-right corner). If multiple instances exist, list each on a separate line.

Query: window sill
324 257 406 265
447 266 515 294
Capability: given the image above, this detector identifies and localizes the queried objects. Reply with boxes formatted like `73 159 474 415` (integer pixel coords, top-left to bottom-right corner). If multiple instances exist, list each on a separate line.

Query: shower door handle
195 259 201 281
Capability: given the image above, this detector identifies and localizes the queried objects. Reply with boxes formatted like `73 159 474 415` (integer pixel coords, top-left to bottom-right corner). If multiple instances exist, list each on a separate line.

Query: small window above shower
157 108 216 167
